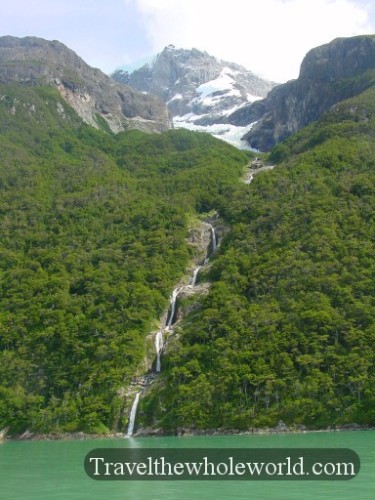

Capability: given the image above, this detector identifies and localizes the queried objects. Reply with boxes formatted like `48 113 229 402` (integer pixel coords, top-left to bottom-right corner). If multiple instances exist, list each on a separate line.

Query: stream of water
127 223 218 436
155 331 163 373
209 223 217 253
166 287 180 330
126 392 140 437
191 266 202 287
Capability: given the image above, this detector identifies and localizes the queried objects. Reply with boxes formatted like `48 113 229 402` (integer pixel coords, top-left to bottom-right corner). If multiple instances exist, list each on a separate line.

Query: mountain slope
0 86 248 434
0 36 171 133
2 34 375 437
227 35 375 151
140 84 375 432
113 45 277 148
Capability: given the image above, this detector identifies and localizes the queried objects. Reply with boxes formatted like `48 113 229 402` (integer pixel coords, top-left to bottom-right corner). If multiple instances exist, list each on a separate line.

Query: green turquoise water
0 431 374 500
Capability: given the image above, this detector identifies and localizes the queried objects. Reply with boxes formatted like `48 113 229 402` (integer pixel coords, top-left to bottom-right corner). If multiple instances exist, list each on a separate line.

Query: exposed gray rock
0 36 171 133
187 220 213 264
228 35 375 151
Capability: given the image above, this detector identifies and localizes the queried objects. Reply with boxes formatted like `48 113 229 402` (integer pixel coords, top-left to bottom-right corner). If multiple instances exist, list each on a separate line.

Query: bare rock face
187 221 212 263
229 35 375 151
0 36 171 133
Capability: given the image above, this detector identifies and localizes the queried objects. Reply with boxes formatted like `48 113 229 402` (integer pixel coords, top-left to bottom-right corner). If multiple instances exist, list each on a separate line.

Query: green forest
1 81 375 435
0 84 248 433
141 87 375 432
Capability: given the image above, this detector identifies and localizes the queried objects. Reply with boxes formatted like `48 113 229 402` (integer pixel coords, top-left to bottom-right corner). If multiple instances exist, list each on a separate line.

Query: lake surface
0 431 374 499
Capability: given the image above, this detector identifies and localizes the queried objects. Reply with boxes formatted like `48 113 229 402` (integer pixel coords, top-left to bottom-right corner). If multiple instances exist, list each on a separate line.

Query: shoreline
2 423 374 442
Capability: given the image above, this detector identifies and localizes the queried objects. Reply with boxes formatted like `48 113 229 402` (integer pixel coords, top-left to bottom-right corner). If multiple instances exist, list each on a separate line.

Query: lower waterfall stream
155 331 163 373
126 392 140 437
125 221 218 437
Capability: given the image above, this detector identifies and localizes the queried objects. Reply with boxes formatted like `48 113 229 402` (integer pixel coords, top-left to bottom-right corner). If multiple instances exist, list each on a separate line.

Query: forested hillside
141 86 375 432
0 84 248 434
1 76 375 436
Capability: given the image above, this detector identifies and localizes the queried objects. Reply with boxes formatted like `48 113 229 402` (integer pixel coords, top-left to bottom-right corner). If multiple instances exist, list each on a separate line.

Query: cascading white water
125 219 220 434
209 224 217 254
245 173 254 185
166 288 179 329
126 392 140 437
155 331 163 372
191 266 202 287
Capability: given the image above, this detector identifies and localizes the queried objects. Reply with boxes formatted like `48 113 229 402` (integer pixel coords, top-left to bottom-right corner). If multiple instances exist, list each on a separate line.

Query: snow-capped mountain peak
112 46 277 148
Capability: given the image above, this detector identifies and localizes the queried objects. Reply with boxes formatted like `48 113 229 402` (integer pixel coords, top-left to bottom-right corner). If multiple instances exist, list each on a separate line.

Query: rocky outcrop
228 35 375 151
187 220 213 261
0 36 171 133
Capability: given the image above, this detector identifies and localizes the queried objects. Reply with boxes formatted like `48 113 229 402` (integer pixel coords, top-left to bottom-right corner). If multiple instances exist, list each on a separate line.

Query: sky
0 0 374 82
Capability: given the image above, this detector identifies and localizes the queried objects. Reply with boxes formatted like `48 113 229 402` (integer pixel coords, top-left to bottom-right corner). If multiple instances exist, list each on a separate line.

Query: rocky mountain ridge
113 45 277 148
0 36 171 133
227 35 375 151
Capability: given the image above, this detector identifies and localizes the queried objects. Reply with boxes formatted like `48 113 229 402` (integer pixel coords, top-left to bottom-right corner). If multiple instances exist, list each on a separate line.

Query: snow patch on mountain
174 113 258 150
168 93 183 103
196 68 241 100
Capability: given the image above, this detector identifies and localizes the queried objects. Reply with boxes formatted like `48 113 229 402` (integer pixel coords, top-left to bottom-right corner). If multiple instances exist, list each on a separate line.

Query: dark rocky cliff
0 36 171 133
228 35 375 151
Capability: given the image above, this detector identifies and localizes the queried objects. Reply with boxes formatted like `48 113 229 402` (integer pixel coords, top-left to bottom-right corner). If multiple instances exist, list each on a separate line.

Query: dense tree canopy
142 87 375 432
0 84 248 433
1 82 375 435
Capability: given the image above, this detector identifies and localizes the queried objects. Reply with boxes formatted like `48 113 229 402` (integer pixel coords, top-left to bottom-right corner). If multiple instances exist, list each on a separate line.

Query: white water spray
166 288 180 329
245 173 254 185
126 392 140 437
191 266 202 287
155 331 163 372
209 224 217 254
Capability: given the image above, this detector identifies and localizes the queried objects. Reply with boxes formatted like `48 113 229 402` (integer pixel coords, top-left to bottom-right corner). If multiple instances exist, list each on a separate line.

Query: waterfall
166 288 179 329
155 331 163 372
209 224 217 254
191 266 202 287
124 219 222 428
245 173 254 185
126 392 140 437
